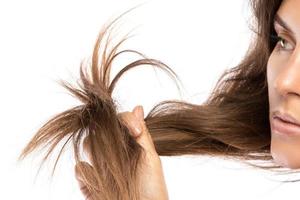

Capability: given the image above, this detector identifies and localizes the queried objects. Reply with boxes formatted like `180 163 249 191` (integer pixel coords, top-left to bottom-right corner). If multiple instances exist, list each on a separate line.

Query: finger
74 161 96 200
132 105 159 158
118 110 142 137
119 106 159 159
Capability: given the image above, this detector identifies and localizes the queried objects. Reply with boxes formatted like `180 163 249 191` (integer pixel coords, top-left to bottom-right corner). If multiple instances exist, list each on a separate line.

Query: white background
1 0 300 199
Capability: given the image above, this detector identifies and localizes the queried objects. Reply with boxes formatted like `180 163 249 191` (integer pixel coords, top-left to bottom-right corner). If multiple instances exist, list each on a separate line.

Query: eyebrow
274 14 295 36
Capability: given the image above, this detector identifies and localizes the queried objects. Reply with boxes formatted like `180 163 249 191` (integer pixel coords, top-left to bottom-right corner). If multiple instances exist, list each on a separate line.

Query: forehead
276 0 300 29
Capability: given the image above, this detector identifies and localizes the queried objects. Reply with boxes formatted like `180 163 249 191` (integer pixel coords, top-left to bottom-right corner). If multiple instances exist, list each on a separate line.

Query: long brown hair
18 0 299 199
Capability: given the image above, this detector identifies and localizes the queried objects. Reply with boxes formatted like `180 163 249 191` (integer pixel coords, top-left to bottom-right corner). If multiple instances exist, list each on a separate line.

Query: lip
271 115 300 136
273 111 300 126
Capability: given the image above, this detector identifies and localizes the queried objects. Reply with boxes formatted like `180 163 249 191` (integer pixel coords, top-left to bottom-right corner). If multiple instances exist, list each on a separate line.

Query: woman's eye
270 34 294 51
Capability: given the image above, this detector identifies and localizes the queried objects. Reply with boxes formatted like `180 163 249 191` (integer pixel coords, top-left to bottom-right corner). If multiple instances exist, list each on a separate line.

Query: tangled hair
18 0 300 199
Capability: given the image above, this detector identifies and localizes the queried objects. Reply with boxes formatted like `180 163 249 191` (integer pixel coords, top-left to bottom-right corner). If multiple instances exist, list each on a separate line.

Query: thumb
132 105 158 157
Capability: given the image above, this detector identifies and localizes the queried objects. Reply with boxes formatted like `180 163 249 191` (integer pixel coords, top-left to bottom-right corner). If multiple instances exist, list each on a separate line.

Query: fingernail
136 105 144 120
129 113 142 135
133 121 142 135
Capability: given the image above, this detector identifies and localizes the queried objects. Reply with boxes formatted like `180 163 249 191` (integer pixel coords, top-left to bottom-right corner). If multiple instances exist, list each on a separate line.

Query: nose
274 52 300 98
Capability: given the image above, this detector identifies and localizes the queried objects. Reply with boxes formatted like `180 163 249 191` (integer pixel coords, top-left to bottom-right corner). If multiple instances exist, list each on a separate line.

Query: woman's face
267 0 300 169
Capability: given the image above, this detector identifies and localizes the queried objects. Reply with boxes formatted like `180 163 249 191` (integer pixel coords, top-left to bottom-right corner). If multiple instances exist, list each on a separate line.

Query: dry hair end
18 1 300 200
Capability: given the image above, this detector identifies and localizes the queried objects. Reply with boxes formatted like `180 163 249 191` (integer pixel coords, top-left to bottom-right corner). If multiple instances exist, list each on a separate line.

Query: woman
18 0 300 199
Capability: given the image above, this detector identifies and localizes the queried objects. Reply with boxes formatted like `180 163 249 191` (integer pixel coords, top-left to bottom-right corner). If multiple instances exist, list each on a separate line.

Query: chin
271 141 300 169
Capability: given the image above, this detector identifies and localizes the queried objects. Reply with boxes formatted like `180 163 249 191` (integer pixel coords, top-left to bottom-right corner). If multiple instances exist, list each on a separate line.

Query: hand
74 105 169 200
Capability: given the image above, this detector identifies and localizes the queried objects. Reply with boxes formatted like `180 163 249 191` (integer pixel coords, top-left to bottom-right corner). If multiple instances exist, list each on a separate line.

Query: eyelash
270 33 293 51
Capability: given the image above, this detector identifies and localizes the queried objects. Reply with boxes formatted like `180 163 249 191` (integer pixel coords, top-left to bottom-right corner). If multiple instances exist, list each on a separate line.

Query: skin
268 0 300 169
74 105 169 200
73 0 300 198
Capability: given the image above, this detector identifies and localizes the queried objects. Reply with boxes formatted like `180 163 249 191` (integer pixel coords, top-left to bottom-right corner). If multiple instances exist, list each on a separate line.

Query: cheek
267 52 279 109
268 51 300 169
266 51 286 106
267 51 281 86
